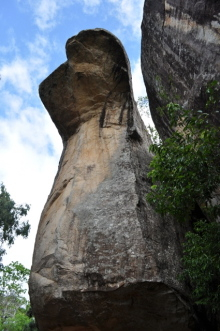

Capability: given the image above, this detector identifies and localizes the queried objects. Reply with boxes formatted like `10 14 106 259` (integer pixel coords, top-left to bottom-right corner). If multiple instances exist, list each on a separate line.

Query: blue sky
0 0 147 269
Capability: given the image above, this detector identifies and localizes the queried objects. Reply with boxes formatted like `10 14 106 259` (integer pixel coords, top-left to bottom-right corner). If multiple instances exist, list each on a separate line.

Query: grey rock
29 29 199 330
141 0 220 138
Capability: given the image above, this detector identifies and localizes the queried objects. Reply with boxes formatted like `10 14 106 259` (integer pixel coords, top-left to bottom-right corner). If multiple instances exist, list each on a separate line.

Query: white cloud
0 34 17 55
83 0 101 6
28 0 73 30
0 35 49 95
0 92 62 268
26 34 50 81
35 0 59 30
0 92 23 116
131 58 146 100
27 34 48 58
81 0 101 14
0 58 32 94
26 0 144 34
107 0 145 36
0 29 61 268
131 58 154 127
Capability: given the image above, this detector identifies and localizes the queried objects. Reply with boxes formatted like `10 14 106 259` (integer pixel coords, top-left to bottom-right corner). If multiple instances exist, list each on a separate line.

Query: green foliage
0 183 30 259
205 80 220 111
182 221 220 312
0 262 37 331
0 185 34 329
146 81 220 312
0 310 31 331
147 104 220 222
0 261 29 297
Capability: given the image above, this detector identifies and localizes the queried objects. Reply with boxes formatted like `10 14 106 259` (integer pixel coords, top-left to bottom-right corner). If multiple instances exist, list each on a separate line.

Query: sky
0 0 148 270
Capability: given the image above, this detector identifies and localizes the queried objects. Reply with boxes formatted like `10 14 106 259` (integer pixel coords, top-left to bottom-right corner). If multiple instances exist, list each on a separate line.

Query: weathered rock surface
29 29 200 330
141 0 220 138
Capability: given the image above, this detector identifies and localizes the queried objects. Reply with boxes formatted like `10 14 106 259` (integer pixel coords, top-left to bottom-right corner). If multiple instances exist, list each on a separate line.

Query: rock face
29 29 200 330
141 0 220 138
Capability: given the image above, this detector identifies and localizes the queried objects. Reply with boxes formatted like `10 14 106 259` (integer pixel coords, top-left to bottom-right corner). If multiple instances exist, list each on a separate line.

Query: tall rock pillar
29 29 199 331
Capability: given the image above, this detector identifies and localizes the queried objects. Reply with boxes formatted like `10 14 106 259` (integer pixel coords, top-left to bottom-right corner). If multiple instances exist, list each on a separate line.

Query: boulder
29 29 199 331
141 0 220 138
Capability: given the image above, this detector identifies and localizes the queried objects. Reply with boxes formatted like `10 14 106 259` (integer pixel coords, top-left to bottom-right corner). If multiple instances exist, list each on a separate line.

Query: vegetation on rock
182 221 220 312
146 81 220 312
147 103 220 222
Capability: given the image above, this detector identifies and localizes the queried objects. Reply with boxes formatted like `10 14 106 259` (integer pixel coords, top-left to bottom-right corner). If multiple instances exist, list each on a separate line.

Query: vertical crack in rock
29 29 200 330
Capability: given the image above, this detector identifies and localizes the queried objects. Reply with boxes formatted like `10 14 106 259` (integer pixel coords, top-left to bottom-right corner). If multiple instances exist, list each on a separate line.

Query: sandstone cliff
29 29 200 330
141 0 220 138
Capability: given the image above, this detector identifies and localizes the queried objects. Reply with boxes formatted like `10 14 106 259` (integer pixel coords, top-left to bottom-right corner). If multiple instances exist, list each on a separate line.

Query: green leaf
146 84 220 312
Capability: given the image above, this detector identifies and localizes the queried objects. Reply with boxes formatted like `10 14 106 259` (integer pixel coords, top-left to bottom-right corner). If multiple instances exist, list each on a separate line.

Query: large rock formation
141 0 220 138
141 2 220 329
29 29 200 330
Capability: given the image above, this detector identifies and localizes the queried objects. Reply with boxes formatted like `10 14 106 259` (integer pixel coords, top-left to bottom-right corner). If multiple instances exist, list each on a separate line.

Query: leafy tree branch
146 81 220 312
0 183 30 260
0 262 37 330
